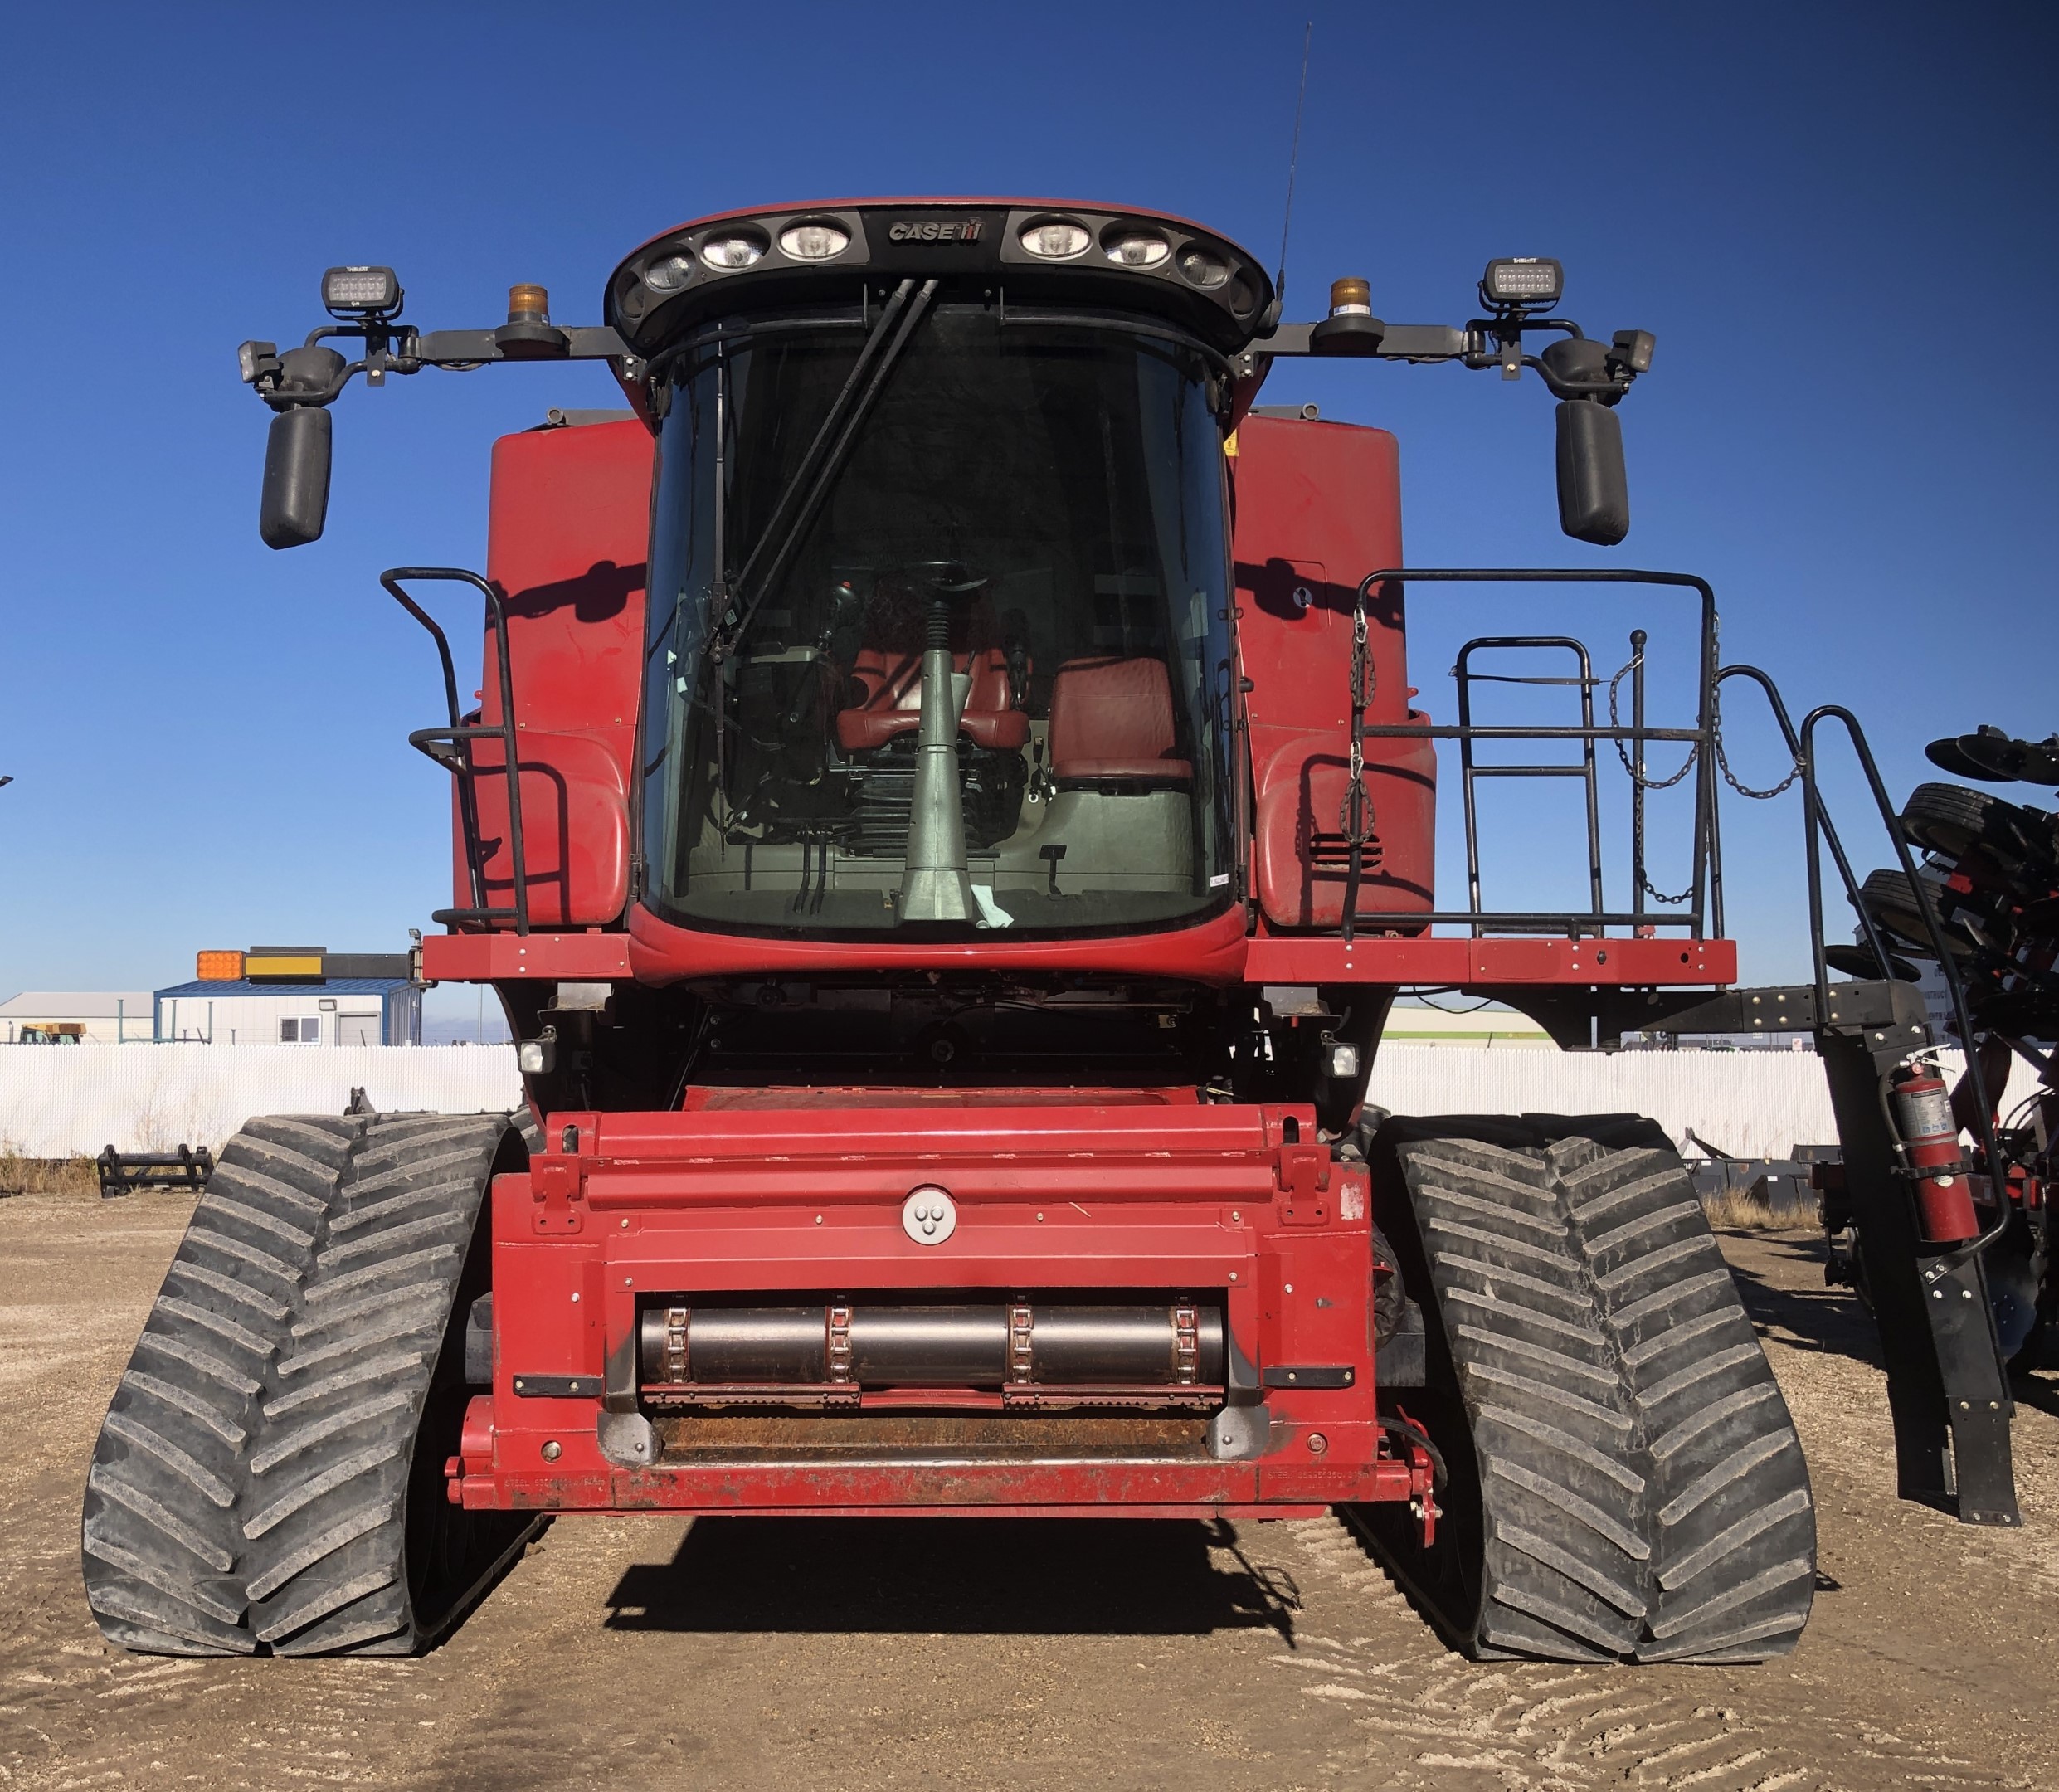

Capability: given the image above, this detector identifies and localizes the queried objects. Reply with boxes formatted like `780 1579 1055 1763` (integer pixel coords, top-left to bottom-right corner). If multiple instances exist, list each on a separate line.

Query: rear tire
1351 1113 1816 1663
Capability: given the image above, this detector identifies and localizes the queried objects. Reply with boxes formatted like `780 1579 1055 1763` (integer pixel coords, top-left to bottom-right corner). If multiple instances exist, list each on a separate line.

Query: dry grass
0 1156 100 1198
1700 1184 1815 1230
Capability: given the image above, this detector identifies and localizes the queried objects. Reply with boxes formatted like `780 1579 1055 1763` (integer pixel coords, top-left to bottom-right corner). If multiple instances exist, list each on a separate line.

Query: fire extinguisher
1890 1063 1979 1245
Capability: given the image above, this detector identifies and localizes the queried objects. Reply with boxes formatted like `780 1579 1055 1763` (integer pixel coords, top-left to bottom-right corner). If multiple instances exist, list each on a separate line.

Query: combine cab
89 199 1998 1665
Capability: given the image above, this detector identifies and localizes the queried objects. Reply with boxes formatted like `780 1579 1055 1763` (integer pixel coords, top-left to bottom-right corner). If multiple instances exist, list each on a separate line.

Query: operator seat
835 587 1029 753
1045 656 1192 786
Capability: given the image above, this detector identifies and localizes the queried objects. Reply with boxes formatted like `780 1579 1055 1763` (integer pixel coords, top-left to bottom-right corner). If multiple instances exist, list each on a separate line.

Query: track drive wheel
1351 1114 1817 1663
83 1109 536 1658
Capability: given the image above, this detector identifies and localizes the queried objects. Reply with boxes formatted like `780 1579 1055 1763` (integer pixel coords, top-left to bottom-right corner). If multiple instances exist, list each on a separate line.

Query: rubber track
1551 1126 1816 1661
83 1110 527 1658
1364 1115 1814 1663
82 1117 368 1654
241 1113 523 1655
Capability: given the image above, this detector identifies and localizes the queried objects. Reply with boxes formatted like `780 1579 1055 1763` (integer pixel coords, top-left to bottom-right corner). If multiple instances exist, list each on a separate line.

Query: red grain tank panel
1230 416 1434 930
470 418 653 928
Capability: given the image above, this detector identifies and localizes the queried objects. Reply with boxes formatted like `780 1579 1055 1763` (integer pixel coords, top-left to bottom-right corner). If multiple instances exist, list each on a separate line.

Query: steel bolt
571 1292 581 1303
1230 1210 1241 1222
542 1440 562 1462
1036 1212 1045 1223
625 1276 634 1288
1229 1271 1239 1282
1283 1283 1293 1294
1307 1433 1328 1455
620 1217 629 1230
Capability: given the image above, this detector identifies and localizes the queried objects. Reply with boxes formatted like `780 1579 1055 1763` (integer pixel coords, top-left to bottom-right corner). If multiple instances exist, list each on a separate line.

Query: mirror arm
1252 317 1634 387
249 323 633 411
404 324 631 366
1527 359 1633 403
256 360 364 412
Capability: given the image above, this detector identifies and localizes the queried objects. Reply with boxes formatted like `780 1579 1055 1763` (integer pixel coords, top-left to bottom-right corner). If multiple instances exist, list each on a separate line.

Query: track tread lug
1351 1114 1817 1665
85 1111 527 1661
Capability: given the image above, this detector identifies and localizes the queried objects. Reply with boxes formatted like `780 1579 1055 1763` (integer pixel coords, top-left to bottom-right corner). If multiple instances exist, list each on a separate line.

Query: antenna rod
1276 20 1312 305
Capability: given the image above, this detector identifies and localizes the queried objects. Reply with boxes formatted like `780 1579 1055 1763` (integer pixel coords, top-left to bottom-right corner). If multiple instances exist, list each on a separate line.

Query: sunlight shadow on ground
605 1515 1301 1639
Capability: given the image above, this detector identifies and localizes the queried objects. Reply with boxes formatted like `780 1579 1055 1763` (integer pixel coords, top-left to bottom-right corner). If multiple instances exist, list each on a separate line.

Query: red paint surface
472 419 652 928
1231 415 1437 931
451 1098 1406 1513
623 898 1253 984
423 923 1731 990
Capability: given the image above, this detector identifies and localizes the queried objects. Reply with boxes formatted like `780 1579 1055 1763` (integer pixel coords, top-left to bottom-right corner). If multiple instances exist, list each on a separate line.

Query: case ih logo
887 218 983 243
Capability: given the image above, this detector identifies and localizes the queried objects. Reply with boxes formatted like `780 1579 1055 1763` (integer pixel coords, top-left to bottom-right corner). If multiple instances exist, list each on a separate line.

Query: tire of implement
1901 781 2054 878
1351 1114 1817 1663
81 1110 536 1657
1857 866 1967 960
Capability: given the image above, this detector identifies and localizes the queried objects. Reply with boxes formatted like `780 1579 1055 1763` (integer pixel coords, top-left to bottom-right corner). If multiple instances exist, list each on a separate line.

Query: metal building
153 947 423 1046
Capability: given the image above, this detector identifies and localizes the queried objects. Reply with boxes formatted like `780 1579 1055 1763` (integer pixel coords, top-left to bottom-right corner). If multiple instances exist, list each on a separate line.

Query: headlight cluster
639 218 851 295
1017 214 1231 294
612 204 1269 348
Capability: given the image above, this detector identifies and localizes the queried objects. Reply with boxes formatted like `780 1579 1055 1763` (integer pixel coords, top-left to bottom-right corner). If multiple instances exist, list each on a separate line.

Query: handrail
1715 664 1895 980
1346 568 1720 939
1453 635 1604 937
382 567 531 937
1799 704 2010 1260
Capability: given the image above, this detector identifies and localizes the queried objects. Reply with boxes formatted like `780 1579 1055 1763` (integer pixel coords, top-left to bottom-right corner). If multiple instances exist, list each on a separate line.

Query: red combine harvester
85 198 2018 1668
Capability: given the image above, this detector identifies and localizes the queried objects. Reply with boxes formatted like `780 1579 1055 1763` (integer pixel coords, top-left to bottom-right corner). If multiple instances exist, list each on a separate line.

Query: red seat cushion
1047 657 1192 783
836 647 1028 752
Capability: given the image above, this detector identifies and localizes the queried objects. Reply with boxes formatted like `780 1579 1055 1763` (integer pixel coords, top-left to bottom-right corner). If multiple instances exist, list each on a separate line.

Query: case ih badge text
888 218 982 242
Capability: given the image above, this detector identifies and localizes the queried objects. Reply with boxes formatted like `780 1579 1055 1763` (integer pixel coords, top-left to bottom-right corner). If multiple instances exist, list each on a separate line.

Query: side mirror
1555 400 1628 545
260 407 332 548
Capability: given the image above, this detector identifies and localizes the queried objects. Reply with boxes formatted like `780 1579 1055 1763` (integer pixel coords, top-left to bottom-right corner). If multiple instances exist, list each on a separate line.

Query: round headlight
643 252 694 293
1020 219 1090 260
778 221 850 261
1177 247 1229 289
700 233 767 270
1106 231 1171 269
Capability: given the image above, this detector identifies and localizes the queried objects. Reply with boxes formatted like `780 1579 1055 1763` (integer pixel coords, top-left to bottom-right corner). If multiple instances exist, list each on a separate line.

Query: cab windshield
641 304 1235 937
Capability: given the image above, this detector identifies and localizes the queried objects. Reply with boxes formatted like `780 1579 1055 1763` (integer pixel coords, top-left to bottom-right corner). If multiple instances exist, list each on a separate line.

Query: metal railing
1347 568 1719 939
382 567 532 935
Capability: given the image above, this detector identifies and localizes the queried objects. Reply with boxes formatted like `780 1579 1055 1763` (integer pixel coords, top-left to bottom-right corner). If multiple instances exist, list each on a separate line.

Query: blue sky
3 2 2054 1013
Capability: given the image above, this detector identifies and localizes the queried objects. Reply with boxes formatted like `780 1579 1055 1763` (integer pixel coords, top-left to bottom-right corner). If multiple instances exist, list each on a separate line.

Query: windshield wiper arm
726 278 917 611
717 277 938 658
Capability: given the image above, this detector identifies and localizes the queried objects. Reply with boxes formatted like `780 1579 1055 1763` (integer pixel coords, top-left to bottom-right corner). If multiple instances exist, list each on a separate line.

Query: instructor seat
1045 656 1192 786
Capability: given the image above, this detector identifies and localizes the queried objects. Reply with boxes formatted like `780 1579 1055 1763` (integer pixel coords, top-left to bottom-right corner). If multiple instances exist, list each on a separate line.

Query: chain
1340 592 1377 943
1343 601 1373 831
1713 689 1805 801
1600 645 1695 905
1602 639 1804 908
1607 649 1697 790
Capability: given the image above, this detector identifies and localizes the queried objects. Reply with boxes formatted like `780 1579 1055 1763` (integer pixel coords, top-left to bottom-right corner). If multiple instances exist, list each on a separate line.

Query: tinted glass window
643 307 1235 937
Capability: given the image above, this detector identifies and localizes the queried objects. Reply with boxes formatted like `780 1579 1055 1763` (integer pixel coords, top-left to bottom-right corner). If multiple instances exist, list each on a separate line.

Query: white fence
0 1045 522 1158
0 1040 2036 1162
1371 1045 2029 1160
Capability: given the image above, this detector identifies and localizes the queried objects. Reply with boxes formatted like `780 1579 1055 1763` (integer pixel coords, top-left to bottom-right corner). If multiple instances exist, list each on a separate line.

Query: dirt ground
4 1192 2055 1792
